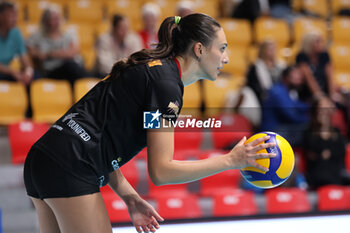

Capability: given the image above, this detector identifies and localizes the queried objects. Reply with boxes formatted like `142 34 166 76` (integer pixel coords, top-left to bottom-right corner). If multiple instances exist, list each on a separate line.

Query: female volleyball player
24 14 276 233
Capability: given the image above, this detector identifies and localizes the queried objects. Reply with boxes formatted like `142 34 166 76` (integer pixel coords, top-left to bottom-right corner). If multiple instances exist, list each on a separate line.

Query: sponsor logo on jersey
147 60 163 67
62 113 91 141
168 101 180 115
143 110 161 129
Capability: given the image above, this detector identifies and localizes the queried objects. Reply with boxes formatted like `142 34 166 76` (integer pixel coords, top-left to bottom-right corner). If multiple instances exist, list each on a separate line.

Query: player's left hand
128 198 164 233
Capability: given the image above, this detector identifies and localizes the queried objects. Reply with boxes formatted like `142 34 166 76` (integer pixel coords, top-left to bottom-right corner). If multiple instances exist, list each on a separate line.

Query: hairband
174 16 181 25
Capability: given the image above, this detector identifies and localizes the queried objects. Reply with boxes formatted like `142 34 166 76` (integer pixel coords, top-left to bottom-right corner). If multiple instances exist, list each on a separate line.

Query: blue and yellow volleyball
240 132 295 189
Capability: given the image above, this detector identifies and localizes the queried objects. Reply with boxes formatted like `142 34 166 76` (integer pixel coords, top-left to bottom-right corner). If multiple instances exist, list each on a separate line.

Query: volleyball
240 132 295 189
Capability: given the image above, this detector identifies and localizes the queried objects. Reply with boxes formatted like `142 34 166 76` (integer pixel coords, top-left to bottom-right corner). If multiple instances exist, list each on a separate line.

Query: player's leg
44 192 113 233
31 197 61 233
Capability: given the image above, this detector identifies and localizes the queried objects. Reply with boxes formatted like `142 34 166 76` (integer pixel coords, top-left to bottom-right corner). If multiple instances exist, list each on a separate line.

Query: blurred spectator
26 4 87 85
261 65 310 146
296 32 341 104
0 1 34 85
231 0 269 24
176 0 194 17
303 97 350 190
139 2 160 49
246 40 286 104
95 14 143 77
268 0 295 25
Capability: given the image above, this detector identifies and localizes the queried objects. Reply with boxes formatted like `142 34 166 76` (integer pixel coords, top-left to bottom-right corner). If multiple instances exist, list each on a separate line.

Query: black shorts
23 147 100 199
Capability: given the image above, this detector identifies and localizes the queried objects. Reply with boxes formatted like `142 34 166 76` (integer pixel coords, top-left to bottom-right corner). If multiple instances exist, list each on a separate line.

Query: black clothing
24 58 183 197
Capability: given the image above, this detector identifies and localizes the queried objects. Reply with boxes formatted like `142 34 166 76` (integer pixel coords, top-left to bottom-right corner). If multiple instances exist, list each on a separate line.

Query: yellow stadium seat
63 23 96 51
17 23 38 38
301 0 329 18
13 0 26 24
182 81 202 117
331 0 350 15
293 17 328 43
292 0 303 12
331 17 350 44
0 81 28 125
247 45 290 65
221 47 248 77
254 17 290 47
67 0 103 24
73 77 100 102
330 44 350 72
27 0 64 23
218 18 252 49
31 79 73 123
193 0 220 18
105 0 143 31
142 0 178 21
203 74 244 117
80 50 96 73
334 71 350 92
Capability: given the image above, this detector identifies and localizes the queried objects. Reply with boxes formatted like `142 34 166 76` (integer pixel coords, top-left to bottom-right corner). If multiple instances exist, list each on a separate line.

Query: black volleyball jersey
34 58 183 187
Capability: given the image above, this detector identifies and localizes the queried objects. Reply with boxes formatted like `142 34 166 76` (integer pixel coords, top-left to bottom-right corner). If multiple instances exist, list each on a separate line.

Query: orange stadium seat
301 0 329 18
331 17 350 45
293 17 328 44
330 44 350 72
254 17 290 47
0 81 27 125
105 0 143 31
9 120 50 164
317 185 350 211
212 190 258 217
73 77 100 102
266 188 312 214
67 0 103 24
198 151 241 196
218 18 252 49
155 194 202 219
30 79 73 123
331 0 350 15
211 113 252 150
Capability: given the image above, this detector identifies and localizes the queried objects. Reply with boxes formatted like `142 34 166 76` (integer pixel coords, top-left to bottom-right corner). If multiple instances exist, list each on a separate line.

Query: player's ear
193 42 204 60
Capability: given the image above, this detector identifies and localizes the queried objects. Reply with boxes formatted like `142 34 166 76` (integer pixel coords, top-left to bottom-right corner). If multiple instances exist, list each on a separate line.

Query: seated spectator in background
231 0 269 24
268 0 295 25
296 32 342 104
95 14 143 77
303 97 350 190
246 40 285 104
176 0 194 17
0 1 34 85
139 2 160 49
26 4 87 85
261 65 310 146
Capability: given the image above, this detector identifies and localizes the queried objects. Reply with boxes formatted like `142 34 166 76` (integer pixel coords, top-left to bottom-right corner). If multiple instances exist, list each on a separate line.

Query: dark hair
107 13 221 80
0 1 15 13
112 14 125 29
281 65 298 80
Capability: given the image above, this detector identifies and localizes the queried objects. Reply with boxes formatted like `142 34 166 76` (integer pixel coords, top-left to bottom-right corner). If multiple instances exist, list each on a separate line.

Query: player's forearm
148 153 231 186
108 170 142 205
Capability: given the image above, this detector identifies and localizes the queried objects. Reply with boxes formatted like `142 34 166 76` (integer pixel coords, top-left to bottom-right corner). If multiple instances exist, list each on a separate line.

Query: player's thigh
45 192 113 233
31 197 61 233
